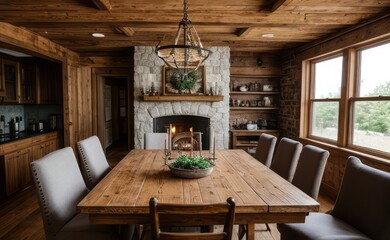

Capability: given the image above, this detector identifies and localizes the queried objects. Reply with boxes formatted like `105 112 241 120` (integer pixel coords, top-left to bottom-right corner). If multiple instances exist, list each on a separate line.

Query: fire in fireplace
153 115 210 150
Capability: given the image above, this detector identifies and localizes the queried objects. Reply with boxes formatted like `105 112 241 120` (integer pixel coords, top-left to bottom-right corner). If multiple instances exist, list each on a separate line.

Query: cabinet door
32 143 47 161
3 148 33 196
19 63 36 104
36 60 62 104
19 148 33 189
2 60 19 103
3 151 20 196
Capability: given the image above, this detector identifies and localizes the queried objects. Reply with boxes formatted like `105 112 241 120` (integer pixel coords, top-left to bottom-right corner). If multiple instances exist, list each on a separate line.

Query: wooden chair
270 137 303 182
30 147 134 240
144 133 168 149
254 133 277 167
77 135 111 190
277 156 390 240
149 197 236 240
291 145 329 200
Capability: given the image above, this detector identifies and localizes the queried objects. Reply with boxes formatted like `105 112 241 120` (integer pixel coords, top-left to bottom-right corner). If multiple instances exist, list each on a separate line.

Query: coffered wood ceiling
0 0 389 56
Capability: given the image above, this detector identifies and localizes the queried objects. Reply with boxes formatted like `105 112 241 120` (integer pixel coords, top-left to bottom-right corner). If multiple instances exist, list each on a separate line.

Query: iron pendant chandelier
155 0 212 73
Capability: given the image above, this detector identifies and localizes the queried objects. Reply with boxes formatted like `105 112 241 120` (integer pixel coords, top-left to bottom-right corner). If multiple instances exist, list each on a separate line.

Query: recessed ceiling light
92 33 105 38
262 33 274 38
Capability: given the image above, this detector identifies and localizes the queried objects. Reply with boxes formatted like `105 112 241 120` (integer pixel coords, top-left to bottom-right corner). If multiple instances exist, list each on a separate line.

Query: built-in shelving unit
229 53 282 154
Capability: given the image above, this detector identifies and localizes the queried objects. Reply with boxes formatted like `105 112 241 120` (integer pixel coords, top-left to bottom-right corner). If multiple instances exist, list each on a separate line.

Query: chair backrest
270 137 303 182
291 145 329 200
145 133 168 149
331 156 390 240
30 147 88 237
77 135 111 190
149 197 236 240
254 133 277 167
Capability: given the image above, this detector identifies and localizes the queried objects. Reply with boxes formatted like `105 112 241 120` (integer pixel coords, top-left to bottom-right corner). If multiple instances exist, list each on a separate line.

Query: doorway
103 77 130 157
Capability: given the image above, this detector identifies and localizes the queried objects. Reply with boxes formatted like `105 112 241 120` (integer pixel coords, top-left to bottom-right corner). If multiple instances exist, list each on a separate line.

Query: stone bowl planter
168 164 214 179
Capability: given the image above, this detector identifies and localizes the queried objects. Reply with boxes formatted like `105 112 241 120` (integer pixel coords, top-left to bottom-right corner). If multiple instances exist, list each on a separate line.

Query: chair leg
265 223 271 232
238 224 247 240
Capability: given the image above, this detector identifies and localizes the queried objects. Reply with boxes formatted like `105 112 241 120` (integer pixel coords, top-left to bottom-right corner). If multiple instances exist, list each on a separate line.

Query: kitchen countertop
0 129 60 145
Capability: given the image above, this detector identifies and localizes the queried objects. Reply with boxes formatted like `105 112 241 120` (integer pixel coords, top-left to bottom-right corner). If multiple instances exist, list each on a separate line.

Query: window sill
299 137 390 167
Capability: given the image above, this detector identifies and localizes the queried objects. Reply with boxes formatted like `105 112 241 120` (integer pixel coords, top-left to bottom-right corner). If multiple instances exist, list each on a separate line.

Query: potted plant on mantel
168 154 215 179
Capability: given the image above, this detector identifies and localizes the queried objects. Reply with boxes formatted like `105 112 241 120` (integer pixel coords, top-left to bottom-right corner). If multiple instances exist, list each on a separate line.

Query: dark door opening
104 77 129 156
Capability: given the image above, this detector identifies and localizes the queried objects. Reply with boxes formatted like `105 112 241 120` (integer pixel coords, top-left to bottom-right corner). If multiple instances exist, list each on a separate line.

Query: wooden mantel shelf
142 95 224 102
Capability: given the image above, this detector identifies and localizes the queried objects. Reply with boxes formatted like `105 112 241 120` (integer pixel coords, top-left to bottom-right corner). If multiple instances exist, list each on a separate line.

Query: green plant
170 70 197 92
171 154 214 169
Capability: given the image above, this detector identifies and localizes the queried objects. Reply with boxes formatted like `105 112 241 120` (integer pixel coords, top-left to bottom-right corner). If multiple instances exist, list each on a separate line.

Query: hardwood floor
0 143 334 240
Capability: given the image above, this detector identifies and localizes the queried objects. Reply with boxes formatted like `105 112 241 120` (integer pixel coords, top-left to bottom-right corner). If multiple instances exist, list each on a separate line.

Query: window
309 56 343 141
351 42 390 153
304 39 390 157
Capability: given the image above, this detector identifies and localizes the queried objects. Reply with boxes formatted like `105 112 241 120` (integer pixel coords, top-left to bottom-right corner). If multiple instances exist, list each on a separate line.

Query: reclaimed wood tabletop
78 149 319 240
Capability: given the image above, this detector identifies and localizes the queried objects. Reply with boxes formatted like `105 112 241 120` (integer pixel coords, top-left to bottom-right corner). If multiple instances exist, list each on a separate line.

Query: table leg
246 223 255 240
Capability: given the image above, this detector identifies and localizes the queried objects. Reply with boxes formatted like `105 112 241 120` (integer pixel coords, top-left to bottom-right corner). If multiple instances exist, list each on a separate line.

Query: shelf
230 74 281 78
230 91 279 95
230 130 280 133
142 95 224 102
230 107 279 110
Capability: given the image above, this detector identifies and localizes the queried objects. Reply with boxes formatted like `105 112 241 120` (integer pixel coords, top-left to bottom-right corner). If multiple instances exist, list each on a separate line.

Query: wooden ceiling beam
0 11 375 26
115 27 135 37
236 27 254 38
271 0 294 12
90 0 111 11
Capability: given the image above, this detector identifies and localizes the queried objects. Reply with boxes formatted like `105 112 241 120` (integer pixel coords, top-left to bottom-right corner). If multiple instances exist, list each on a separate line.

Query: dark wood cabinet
1 60 19 103
19 63 36 104
36 60 62 104
0 131 62 197
231 130 279 156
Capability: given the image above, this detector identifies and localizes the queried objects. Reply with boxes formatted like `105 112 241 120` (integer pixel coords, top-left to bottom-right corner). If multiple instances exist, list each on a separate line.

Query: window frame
302 38 390 159
307 54 343 145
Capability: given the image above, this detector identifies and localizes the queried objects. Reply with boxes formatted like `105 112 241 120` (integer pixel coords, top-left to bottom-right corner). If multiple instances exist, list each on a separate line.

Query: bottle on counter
15 116 19 134
9 117 15 135
0 115 5 135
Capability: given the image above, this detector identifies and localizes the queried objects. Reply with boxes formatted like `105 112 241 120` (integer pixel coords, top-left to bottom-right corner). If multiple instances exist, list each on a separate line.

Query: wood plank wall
0 22 93 152
230 52 281 76
280 16 390 199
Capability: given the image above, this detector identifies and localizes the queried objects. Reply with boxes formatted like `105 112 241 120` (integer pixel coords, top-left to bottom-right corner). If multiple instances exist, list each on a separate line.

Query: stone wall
133 46 230 149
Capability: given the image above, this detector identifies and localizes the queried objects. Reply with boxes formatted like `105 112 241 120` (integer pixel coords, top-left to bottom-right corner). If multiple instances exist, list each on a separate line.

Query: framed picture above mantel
162 66 206 95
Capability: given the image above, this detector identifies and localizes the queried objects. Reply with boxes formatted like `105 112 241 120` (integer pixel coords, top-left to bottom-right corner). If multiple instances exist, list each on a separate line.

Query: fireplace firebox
154 115 210 150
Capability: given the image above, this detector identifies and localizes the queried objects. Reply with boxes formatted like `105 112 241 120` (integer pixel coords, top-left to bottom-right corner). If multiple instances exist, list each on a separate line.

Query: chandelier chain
183 0 188 20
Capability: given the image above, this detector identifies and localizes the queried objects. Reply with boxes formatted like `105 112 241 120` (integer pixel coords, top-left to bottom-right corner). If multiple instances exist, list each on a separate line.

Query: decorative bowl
239 85 248 92
246 123 258 130
168 164 214 179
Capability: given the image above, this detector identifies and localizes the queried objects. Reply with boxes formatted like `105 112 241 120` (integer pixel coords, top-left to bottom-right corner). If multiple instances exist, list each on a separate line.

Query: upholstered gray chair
30 147 133 240
270 137 303 182
77 135 111 190
277 156 390 240
292 145 329 200
144 133 168 149
254 133 277 167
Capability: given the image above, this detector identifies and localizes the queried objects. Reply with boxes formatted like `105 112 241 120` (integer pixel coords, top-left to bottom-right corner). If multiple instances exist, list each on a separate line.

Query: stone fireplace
133 46 230 149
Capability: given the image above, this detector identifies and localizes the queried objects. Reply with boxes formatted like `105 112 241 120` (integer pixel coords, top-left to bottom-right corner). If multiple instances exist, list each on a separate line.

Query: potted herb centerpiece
168 154 215 179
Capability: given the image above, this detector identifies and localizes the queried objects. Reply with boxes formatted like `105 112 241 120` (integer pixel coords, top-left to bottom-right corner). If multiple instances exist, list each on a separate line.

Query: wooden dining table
77 149 319 240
